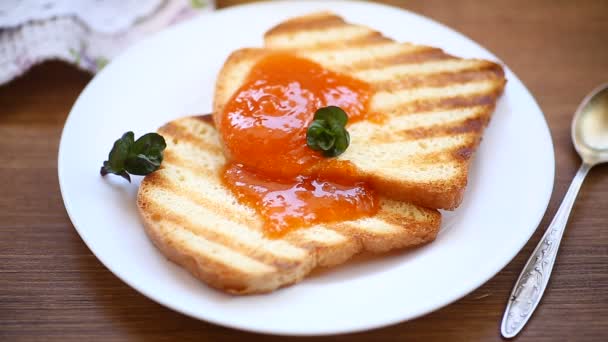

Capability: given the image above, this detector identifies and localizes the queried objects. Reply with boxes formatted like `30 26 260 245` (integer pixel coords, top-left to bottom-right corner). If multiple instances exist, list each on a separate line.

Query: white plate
58 0 555 336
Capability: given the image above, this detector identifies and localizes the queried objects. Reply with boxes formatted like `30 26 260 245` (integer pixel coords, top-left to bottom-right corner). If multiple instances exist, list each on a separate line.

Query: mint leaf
100 131 165 182
306 106 350 157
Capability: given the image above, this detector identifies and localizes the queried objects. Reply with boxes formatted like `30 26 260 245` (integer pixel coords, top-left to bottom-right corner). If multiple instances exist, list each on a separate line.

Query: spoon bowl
572 83 608 165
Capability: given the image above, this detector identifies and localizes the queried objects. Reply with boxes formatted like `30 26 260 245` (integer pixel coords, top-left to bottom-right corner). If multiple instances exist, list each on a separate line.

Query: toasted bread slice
213 12 506 210
137 116 440 294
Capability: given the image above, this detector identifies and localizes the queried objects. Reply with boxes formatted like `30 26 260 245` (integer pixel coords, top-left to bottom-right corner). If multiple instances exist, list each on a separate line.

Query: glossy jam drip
223 164 378 238
219 53 378 237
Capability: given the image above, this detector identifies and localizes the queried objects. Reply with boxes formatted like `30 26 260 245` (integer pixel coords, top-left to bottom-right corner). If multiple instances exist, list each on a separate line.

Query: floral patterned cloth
0 0 214 85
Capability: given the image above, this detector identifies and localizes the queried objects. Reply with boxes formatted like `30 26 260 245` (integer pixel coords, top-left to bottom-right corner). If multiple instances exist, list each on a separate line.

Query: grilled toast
137 116 440 294
213 12 506 210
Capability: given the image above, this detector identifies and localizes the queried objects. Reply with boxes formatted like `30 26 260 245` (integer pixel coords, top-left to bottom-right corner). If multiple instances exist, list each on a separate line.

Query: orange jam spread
218 53 378 237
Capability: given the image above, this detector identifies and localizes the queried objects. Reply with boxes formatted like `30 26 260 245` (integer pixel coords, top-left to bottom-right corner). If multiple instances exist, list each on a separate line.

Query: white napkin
0 0 214 85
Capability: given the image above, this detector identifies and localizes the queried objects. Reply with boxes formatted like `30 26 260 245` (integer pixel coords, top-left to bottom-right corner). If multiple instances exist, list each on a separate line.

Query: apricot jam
218 53 378 237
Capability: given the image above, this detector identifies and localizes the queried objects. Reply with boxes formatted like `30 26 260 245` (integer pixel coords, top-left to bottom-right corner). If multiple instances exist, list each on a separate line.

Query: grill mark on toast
270 34 394 52
293 227 363 267
265 24 380 48
347 132 473 158
161 142 225 177
320 222 378 254
327 220 436 252
396 115 489 141
151 221 276 279
435 92 500 109
300 40 412 53
372 212 439 243
265 14 346 36
378 91 501 119
151 216 275 271
362 114 489 144
322 222 368 241
371 80 502 111
142 171 253 225
374 64 505 91
356 59 496 83
141 183 309 269
268 29 392 50
383 150 459 169
175 117 219 139
348 47 454 70
326 31 393 45
159 122 223 155
283 226 350 247
412 142 479 165
350 106 488 136
161 213 306 271
355 134 478 170
300 43 427 70
162 152 215 178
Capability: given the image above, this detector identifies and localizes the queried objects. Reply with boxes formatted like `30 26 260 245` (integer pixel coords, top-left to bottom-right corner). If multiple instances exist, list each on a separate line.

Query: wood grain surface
1 1 607 341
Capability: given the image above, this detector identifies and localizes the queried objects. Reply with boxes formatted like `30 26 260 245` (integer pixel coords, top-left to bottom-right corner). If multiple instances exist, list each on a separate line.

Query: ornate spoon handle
501 163 591 338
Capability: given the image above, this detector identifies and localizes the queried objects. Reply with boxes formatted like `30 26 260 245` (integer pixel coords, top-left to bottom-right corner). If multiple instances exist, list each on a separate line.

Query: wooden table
1 1 606 341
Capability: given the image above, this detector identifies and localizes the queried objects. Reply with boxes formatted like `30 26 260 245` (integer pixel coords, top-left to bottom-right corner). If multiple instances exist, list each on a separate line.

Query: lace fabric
0 0 214 84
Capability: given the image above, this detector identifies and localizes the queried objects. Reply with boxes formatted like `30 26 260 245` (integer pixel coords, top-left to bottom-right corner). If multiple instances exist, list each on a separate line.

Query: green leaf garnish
306 106 351 157
100 131 166 182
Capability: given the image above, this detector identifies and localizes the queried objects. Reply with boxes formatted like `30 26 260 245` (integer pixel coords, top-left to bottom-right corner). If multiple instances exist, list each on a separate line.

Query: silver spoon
501 83 608 338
